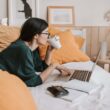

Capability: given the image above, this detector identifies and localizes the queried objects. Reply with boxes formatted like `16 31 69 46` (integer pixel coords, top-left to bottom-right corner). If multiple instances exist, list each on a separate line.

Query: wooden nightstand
92 56 110 72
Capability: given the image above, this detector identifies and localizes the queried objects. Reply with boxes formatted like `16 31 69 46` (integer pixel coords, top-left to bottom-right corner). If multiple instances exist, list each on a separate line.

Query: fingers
60 70 70 76
48 45 56 51
50 63 60 69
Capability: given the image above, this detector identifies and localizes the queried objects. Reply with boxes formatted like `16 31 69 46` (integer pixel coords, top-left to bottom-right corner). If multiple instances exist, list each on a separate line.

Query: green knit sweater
0 40 48 87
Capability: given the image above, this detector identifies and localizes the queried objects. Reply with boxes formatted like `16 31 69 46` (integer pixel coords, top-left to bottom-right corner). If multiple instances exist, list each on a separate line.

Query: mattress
29 61 110 110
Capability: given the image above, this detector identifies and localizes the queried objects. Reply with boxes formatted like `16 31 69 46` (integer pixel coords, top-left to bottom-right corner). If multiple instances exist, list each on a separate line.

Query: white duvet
29 61 110 110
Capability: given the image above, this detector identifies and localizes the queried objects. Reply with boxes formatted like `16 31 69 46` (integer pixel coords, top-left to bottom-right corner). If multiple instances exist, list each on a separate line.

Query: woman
0 18 71 87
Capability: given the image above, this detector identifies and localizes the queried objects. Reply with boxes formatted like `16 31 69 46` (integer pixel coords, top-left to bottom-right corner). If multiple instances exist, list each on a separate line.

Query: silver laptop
55 48 101 82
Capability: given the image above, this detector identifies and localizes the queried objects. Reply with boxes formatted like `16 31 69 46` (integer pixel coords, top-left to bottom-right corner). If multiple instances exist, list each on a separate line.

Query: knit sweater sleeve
17 47 43 87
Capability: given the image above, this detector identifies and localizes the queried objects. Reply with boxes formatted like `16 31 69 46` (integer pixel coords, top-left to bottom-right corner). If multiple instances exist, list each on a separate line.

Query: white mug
47 35 62 49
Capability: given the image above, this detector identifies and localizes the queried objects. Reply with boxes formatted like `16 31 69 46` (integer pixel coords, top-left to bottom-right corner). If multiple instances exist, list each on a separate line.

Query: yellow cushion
48 27 85 48
0 70 37 110
74 36 85 49
0 25 20 52
51 30 89 64
39 30 90 64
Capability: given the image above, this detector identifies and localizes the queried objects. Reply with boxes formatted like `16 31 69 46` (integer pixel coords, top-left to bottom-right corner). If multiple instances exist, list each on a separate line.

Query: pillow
0 70 37 110
0 25 20 52
51 30 90 64
74 36 85 49
39 30 90 64
48 27 85 48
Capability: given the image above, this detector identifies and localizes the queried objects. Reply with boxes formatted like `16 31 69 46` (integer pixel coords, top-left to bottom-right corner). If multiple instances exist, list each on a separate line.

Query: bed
29 29 110 110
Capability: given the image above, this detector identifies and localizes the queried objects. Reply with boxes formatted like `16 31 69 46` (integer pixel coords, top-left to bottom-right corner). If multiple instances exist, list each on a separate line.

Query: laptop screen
91 47 101 73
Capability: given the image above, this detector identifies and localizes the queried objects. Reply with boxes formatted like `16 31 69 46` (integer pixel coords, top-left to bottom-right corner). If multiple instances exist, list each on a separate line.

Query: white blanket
29 61 110 110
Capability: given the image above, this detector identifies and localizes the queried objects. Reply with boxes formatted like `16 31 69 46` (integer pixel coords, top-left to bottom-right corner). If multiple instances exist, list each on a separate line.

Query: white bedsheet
29 61 110 110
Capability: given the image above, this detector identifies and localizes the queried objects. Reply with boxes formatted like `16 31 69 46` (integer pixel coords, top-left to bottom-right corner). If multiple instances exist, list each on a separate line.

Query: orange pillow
48 27 85 49
0 25 20 52
74 36 85 49
39 30 90 64
0 70 37 110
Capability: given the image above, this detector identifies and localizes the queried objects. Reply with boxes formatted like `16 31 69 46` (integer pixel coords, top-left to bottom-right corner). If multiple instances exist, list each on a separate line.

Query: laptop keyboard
69 70 92 82
54 70 92 82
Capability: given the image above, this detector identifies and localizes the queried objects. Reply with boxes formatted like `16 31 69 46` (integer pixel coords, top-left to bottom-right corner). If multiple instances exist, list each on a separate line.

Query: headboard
71 29 87 53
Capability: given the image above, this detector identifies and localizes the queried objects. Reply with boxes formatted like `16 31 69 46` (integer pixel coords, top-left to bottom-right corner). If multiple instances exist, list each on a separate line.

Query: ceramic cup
47 35 62 49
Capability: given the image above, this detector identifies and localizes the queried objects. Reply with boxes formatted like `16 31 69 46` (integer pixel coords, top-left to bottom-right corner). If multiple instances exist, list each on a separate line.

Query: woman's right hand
56 65 73 76
49 63 60 69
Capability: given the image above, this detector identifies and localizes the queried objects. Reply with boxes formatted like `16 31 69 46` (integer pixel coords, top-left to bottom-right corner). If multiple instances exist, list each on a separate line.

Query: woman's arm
40 63 73 82
40 63 58 82
44 45 54 65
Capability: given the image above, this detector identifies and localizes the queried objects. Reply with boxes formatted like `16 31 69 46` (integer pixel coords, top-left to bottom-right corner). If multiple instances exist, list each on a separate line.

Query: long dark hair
19 18 48 41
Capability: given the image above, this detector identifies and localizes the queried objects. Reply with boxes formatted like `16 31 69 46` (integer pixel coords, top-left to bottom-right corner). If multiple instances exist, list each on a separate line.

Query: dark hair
19 18 48 41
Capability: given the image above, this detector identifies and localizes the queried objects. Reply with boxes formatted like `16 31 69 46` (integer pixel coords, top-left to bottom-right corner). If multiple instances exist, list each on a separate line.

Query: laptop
55 48 101 82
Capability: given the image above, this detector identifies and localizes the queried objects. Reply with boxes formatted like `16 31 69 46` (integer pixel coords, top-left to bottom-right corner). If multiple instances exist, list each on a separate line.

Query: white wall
38 0 110 26
0 0 7 18
0 0 110 26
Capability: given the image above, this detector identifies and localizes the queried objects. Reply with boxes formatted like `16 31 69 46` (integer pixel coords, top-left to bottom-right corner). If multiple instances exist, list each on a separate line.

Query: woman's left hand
45 45 56 65
47 45 55 53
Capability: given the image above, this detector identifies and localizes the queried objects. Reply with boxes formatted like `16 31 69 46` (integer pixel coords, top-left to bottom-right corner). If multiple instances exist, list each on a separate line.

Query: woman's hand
46 45 56 56
47 45 55 52
56 66 73 76
49 63 60 69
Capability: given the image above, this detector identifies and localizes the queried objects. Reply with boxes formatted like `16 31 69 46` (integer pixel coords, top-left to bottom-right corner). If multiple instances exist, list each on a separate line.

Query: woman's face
37 28 49 45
